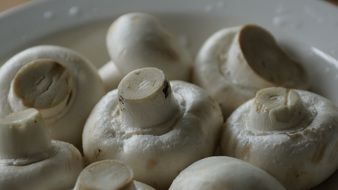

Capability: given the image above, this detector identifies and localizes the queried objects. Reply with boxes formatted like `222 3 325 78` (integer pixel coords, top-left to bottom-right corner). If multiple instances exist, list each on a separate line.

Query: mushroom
193 24 309 117
74 160 155 190
0 108 83 190
0 45 105 147
169 156 286 190
83 67 223 189
220 87 338 190
99 12 192 91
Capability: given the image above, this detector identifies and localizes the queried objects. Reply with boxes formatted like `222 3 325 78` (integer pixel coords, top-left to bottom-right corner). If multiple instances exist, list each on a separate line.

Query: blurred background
0 0 338 12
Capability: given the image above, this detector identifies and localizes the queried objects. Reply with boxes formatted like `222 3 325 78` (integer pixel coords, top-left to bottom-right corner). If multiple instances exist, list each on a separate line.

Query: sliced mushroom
83 67 223 189
100 12 192 91
169 156 286 190
0 108 83 190
74 160 155 190
221 87 338 190
0 45 105 147
193 25 309 117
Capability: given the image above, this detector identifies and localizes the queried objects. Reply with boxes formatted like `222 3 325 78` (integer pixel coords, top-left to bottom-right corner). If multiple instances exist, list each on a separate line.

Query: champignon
74 160 155 190
0 45 105 147
83 67 223 189
99 12 192 91
0 108 83 190
169 156 286 190
193 24 309 117
221 87 338 190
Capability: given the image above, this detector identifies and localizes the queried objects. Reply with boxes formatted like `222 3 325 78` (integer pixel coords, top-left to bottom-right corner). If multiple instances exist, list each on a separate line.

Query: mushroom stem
118 67 179 130
223 25 307 89
223 27 271 88
248 87 311 131
74 160 134 190
8 59 74 120
0 109 51 164
98 61 123 91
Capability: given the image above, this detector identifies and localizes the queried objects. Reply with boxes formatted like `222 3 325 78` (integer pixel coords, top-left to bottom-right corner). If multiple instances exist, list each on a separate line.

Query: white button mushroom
100 12 192 91
0 45 105 147
0 108 83 190
220 87 338 190
74 160 155 190
169 156 286 190
83 67 223 189
193 25 309 117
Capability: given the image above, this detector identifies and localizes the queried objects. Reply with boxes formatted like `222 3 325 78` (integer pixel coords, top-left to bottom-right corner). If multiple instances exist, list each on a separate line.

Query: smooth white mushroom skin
83 67 223 190
102 12 191 91
0 45 105 147
169 156 286 190
74 160 155 190
193 25 309 117
0 109 83 190
221 87 338 190
98 61 122 91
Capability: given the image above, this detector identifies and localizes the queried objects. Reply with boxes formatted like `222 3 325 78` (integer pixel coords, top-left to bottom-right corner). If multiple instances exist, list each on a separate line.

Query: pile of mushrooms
74 160 155 190
2 11 338 190
169 156 286 190
193 24 309 117
221 87 338 190
83 67 223 189
99 12 192 91
0 108 83 190
0 45 105 147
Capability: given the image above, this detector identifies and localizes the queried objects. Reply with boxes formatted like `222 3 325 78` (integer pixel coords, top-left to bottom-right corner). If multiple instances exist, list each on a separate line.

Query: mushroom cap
221 87 338 190
0 45 105 147
169 156 286 190
106 12 191 82
74 160 155 190
0 140 83 190
193 25 308 117
83 81 223 189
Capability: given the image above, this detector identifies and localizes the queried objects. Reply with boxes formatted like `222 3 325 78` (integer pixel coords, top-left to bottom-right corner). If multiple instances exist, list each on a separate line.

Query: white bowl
1 0 338 189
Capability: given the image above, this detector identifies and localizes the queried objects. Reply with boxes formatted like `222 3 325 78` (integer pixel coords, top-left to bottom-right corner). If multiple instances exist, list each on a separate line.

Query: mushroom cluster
0 109 83 190
83 67 223 189
99 12 192 91
221 87 338 190
0 45 105 147
193 24 309 117
74 160 155 190
169 156 286 190
1 11 337 190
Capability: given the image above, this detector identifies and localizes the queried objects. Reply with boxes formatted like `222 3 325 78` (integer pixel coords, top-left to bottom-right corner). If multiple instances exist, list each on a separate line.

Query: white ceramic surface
0 0 338 189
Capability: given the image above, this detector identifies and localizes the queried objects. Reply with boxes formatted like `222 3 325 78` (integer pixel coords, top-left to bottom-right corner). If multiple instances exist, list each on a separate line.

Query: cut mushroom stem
8 59 74 121
0 108 51 164
118 67 179 130
248 87 311 131
0 108 83 189
225 25 308 89
74 160 155 190
98 61 123 91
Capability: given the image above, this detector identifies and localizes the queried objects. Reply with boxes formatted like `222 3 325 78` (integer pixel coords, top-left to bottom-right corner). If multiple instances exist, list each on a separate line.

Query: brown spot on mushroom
239 143 251 158
162 80 169 98
119 95 125 105
147 159 158 169
94 149 102 159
